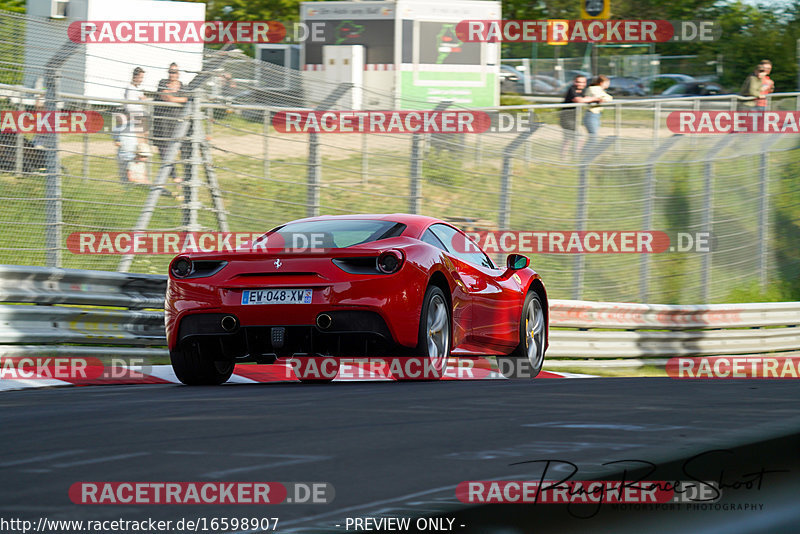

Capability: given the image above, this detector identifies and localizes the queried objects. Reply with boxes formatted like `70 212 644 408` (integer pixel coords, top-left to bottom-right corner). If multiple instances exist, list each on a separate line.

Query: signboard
303 19 394 64
580 0 610 19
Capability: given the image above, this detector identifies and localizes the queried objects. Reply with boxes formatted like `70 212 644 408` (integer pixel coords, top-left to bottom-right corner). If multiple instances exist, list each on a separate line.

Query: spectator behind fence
153 63 188 182
739 65 767 111
756 59 774 111
115 67 151 183
124 67 148 129
583 75 613 139
560 75 601 157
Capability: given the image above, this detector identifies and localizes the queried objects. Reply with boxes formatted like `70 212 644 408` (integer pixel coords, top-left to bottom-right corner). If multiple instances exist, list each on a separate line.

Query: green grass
1 125 799 304
544 363 668 377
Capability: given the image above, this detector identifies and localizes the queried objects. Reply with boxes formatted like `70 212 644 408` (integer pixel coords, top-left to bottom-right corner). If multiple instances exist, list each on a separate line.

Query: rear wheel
498 291 545 379
170 339 234 385
394 285 451 381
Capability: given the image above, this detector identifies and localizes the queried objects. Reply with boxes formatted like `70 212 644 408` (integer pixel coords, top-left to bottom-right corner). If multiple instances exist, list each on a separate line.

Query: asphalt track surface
2 378 800 533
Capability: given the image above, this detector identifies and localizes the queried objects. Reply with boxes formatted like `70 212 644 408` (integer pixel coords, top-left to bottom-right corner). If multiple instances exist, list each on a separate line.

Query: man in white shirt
123 67 147 128
117 67 149 182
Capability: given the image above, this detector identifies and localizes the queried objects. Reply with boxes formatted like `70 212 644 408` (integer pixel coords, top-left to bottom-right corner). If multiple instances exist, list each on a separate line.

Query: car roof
282 213 447 236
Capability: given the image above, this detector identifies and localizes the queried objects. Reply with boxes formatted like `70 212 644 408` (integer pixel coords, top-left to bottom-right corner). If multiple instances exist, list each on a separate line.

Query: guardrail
548 300 800 360
1 266 798 362
0 265 167 358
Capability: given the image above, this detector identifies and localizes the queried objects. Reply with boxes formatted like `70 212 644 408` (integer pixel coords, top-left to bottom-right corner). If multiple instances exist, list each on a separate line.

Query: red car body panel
164 214 548 358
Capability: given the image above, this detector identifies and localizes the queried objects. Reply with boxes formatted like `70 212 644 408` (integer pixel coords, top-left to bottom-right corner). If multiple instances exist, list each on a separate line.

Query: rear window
271 220 406 248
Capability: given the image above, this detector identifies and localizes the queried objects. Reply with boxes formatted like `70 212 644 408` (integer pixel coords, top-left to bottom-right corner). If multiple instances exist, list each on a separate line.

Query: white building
300 0 501 109
25 0 205 99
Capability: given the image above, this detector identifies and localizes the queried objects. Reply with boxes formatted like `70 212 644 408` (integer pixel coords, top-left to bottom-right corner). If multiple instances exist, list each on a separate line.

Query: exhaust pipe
220 315 238 332
316 313 332 330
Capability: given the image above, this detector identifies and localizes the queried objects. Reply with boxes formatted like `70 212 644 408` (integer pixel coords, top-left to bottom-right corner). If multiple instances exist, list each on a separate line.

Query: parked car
500 65 562 95
641 74 696 94
660 82 727 98
606 76 646 96
165 214 549 384
563 69 592 82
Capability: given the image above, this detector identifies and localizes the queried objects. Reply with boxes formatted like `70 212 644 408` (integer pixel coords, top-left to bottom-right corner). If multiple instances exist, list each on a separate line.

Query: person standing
560 75 601 156
153 63 188 182
755 59 774 111
124 67 148 130
739 65 767 111
114 68 148 182
583 75 613 139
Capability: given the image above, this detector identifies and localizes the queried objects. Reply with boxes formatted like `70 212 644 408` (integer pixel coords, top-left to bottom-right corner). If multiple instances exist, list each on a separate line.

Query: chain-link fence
1 10 799 305
503 53 721 95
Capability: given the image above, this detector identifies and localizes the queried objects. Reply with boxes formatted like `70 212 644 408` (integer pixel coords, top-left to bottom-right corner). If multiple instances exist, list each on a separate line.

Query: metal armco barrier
548 300 800 358
0 266 798 361
0 265 167 358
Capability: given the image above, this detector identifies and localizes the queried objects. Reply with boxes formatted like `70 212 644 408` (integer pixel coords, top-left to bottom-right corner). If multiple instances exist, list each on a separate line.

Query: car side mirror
506 254 529 270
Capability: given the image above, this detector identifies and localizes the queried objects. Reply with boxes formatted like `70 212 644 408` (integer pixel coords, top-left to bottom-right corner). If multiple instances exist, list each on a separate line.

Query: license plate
241 288 313 305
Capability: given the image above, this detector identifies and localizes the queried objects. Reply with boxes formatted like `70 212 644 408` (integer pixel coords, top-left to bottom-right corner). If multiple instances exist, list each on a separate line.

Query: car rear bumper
174 309 406 361
165 269 429 351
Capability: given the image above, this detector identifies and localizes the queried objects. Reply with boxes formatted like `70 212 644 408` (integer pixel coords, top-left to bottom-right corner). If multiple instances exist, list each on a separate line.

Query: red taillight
377 250 404 274
170 256 192 278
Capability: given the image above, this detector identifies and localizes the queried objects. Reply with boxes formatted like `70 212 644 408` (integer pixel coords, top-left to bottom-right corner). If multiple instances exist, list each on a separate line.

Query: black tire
170 339 234 385
395 285 451 381
498 291 546 379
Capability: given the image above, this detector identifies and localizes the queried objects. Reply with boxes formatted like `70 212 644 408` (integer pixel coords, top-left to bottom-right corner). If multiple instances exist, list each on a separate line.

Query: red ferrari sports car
165 214 548 384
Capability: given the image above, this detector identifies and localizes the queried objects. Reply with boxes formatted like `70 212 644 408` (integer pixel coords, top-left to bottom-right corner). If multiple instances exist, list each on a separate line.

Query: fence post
639 135 681 302
44 66 62 267
409 135 423 214
690 97 701 148
361 133 368 185
307 131 321 217
653 101 661 140
183 93 203 231
758 135 781 291
409 101 451 215
43 40 80 268
571 104 583 159
82 131 89 181
15 100 24 175
701 136 734 302
498 124 539 230
522 58 532 95
307 83 352 218
263 110 270 180
572 136 614 300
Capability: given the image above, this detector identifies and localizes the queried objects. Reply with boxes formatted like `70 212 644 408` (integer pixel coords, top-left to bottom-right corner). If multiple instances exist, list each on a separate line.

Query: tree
0 0 24 13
